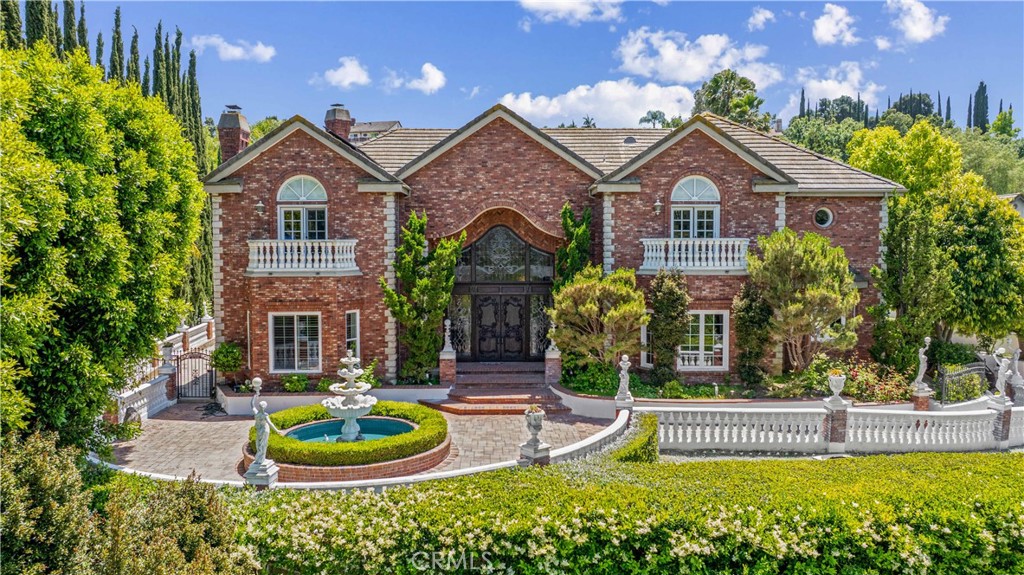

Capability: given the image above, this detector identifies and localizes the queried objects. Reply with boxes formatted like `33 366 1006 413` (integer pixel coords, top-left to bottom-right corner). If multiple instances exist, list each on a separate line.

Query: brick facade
208 109 889 385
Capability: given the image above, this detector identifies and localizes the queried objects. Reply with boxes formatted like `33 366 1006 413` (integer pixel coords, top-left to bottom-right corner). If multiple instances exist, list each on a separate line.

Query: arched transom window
670 176 720 239
277 176 327 240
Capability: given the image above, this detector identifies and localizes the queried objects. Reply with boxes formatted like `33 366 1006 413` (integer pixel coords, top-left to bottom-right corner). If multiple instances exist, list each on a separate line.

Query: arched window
277 176 327 240
670 176 720 239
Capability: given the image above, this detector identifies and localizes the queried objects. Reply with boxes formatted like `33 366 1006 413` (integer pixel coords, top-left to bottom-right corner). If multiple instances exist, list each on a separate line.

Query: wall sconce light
254 200 266 216
653 197 663 215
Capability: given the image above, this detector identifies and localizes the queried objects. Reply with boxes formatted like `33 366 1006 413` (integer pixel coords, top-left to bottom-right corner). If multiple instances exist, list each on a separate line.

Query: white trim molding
677 310 730 373
602 194 615 273
383 194 398 381
211 196 225 344
268 311 324 374
774 193 786 231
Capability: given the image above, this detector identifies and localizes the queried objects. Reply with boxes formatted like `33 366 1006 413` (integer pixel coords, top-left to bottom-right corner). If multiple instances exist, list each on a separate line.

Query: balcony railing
639 238 750 273
247 239 359 275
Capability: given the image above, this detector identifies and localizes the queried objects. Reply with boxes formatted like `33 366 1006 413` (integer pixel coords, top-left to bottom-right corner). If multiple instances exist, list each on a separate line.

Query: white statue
994 349 1011 397
615 354 634 405
253 400 270 464
913 337 931 392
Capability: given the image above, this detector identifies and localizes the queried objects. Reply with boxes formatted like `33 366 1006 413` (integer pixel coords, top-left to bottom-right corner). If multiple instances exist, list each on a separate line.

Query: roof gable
396 104 603 179
204 116 399 185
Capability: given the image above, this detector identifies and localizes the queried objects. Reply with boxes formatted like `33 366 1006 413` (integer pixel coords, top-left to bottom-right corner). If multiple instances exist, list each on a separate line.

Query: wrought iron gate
175 350 215 399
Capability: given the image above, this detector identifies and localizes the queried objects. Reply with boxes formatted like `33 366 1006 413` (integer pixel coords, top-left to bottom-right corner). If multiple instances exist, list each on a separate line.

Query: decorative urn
827 369 847 399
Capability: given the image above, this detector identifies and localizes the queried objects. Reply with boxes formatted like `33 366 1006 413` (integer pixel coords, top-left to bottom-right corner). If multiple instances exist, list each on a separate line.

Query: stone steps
420 398 571 416
448 387 563 405
456 362 545 374
455 372 547 387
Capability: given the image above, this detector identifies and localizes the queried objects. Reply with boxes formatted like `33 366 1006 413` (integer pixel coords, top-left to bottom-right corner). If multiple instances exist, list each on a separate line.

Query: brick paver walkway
113 402 611 481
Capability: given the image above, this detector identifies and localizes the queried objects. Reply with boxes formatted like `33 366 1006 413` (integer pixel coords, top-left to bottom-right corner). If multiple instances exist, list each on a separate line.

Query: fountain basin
285 416 415 443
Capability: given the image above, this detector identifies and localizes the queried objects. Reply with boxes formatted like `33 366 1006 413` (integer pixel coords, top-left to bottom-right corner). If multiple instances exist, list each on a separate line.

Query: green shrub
660 382 745 399
610 413 659 463
210 342 243 373
942 365 988 403
229 452 1024 574
562 360 658 398
733 282 774 385
280 373 310 393
357 358 380 388
254 401 448 466
930 340 979 367
647 270 690 382
315 378 334 392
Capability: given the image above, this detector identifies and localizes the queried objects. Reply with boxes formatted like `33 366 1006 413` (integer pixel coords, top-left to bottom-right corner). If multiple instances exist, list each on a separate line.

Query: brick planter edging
242 434 452 482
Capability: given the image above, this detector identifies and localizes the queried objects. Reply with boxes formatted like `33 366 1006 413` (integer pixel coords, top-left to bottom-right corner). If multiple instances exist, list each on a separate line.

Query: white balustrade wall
639 407 827 453
1009 407 1024 448
247 239 358 274
846 409 996 452
639 238 750 273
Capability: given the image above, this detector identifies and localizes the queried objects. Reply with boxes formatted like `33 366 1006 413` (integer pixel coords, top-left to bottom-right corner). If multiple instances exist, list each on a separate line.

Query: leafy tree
973 81 989 133
990 109 1020 138
733 282 774 385
691 69 770 131
553 202 591 291
548 266 648 367
747 229 861 371
1 46 205 447
945 96 951 123
151 21 163 98
380 212 465 381
25 0 50 48
639 109 667 128
61 0 76 53
94 29 102 75
581 114 596 128
646 270 690 383
782 116 863 161
125 25 139 83
798 88 806 118
76 0 87 60
877 109 913 135
949 127 1024 196
847 122 962 195
107 6 122 81
892 92 934 119
249 115 283 142
141 54 149 96
1 0 24 49
869 193 954 371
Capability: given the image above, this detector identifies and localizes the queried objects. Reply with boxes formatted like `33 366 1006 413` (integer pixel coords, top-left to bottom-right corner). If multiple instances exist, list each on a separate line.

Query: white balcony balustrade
639 238 750 273
247 239 360 276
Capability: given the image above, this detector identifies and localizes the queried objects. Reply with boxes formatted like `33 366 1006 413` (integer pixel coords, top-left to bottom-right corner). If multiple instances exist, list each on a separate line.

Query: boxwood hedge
228 452 1024 574
251 401 448 466
609 412 659 463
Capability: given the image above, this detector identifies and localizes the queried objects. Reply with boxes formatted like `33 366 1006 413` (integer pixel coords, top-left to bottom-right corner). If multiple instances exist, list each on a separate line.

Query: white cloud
461 86 482 99
191 35 276 63
518 0 624 25
874 36 892 51
780 61 884 120
518 17 532 32
499 78 693 128
812 4 860 46
383 63 447 95
616 27 782 89
885 0 949 43
747 7 776 32
310 57 371 90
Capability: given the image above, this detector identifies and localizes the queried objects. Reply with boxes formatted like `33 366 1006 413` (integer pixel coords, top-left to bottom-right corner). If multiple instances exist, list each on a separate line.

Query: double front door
449 289 551 362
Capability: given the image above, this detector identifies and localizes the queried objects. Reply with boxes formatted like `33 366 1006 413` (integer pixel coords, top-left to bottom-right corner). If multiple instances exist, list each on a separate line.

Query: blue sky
89 1 1023 129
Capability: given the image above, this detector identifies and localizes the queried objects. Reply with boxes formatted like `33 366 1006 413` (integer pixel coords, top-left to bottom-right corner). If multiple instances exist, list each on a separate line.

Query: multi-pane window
280 207 327 240
271 314 321 372
670 176 720 239
678 312 727 370
640 322 654 368
345 311 360 358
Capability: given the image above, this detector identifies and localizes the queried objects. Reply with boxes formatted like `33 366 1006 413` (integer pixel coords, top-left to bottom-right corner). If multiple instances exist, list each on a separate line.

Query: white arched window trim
670 176 720 239
277 176 328 240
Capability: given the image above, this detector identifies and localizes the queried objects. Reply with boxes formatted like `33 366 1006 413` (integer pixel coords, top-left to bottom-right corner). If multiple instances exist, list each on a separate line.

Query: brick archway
438 207 564 254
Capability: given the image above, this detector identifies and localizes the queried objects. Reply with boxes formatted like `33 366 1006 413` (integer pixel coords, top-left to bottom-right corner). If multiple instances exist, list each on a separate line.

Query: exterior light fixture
653 197 663 215
254 200 266 216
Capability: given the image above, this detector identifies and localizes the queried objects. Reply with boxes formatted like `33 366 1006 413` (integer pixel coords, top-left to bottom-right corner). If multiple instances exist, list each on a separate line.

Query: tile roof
351 120 401 133
358 128 454 172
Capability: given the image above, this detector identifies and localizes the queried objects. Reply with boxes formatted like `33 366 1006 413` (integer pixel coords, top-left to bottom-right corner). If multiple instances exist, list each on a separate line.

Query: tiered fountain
320 350 378 442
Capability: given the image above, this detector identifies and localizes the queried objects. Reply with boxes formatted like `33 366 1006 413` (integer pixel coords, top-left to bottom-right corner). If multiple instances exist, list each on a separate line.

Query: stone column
178 320 190 352
823 396 850 454
160 343 178 402
989 395 1012 451
911 389 933 411
544 325 561 386
439 319 457 387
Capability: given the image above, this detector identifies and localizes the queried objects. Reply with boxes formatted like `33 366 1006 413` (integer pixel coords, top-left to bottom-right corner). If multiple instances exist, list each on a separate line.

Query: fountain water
320 350 378 441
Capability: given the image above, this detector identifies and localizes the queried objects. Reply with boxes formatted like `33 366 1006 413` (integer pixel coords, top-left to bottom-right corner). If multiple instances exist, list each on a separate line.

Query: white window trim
676 310 730 372
277 175 328 202
345 310 360 360
277 205 328 240
269 312 323 374
640 309 653 368
671 205 721 239
671 175 721 203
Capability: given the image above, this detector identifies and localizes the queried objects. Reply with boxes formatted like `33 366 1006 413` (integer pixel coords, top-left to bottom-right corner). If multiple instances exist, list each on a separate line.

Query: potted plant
827 368 847 399
210 342 244 385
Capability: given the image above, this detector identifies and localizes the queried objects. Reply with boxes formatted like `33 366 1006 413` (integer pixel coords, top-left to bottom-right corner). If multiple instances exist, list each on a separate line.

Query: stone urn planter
828 371 847 399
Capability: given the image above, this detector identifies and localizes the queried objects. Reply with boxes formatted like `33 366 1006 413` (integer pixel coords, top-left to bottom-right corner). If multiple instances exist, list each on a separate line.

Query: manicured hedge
610 413 659 463
227 452 1024 574
251 401 448 466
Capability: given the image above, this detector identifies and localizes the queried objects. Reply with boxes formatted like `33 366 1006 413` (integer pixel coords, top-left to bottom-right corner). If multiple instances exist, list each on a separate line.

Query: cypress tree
62 0 76 53
887 96 891 109
187 50 207 173
998 99 1003 114
973 81 989 132
2 0 24 48
152 22 163 99
108 6 123 81
967 94 973 129
799 88 806 118
142 55 150 96
875 109 879 124
163 32 171 103
25 0 49 47
49 2 60 53
126 25 139 83
94 30 103 77
172 28 183 116
936 91 942 118
945 96 951 123
77 0 87 60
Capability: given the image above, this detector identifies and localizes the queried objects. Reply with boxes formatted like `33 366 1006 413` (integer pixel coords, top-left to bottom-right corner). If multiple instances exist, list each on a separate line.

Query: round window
814 208 834 228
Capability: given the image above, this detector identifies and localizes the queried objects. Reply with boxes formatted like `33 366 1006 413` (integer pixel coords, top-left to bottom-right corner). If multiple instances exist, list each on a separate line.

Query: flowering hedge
609 413 659 463
229 452 1024 574
251 401 447 466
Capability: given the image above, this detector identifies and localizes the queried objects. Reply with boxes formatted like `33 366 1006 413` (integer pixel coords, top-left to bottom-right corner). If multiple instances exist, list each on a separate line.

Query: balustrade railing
247 239 359 274
1011 407 1024 448
639 238 750 273
845 409 996 452
637 407 827 453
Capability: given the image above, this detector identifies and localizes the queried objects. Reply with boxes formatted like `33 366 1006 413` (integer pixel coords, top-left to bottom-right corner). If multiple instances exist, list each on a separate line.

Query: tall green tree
950 125 1024 196
76 0 87 60
61 0 75 53
747 229 861 371
973 81 989 133
48 2 59 53
94 29 103 76
638 109 667 128
990 109 1020 138
967 94 973 129
1 0 24 49
782 116 863 161
379 212 465 382
945 96 951 123
691 69 771 131
125 25 139 83
151 21 163 98
248 116 282 143
24 0 50 47
646 270 690 383
936 91 942 119
847 122 962 195
107 5 123 81
798 88 806 118
1 46 205 447
553 202 591 291
141 54 149 96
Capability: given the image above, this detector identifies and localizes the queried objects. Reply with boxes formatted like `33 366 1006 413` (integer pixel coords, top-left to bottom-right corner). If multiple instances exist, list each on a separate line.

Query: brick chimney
217 104 251 162
325 104 355 140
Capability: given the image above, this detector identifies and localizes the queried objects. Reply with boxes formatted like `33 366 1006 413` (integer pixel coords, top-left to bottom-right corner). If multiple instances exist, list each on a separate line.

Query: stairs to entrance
420 362 570 415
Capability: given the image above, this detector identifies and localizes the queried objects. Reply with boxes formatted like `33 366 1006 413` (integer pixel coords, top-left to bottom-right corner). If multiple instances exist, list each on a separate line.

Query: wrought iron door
475 294 527 361
175 350 215 399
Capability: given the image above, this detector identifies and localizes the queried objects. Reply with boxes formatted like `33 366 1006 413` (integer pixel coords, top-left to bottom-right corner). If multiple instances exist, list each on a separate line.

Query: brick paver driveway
113 402 610 481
